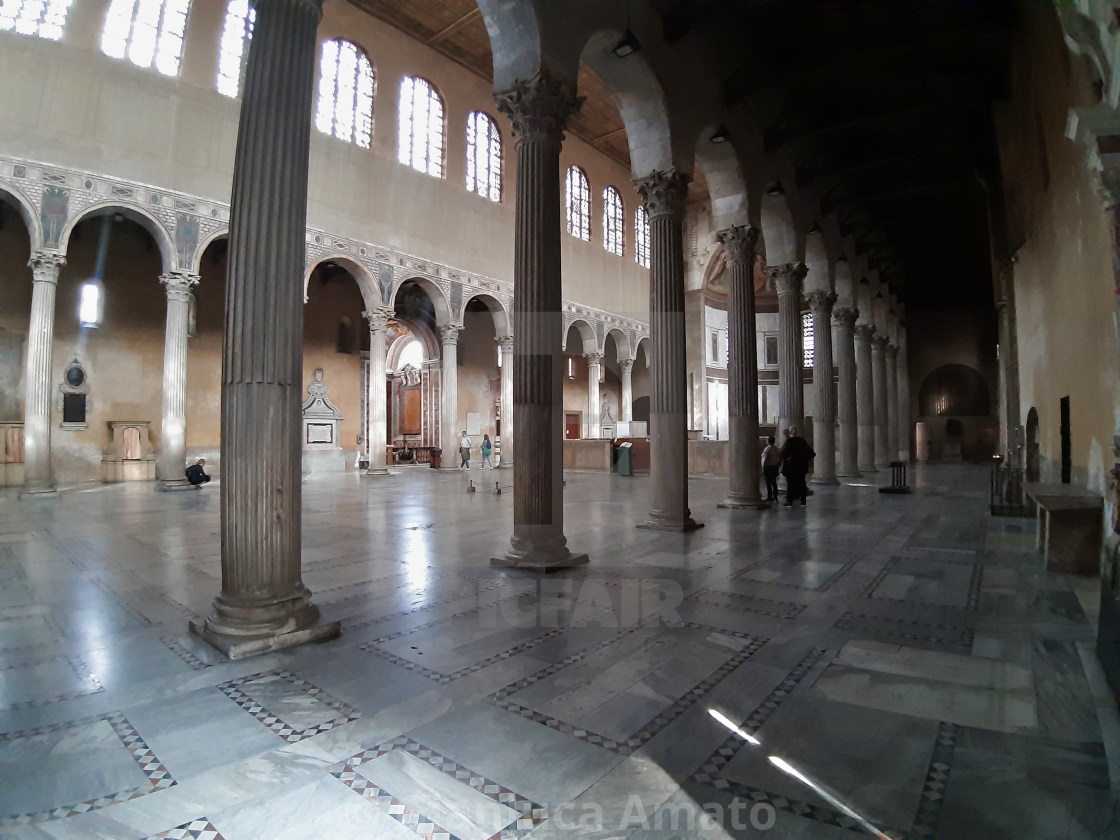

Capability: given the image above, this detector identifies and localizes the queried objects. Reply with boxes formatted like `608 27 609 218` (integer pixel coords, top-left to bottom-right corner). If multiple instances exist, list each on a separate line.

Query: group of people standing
458 432 494 470
761 427 816 507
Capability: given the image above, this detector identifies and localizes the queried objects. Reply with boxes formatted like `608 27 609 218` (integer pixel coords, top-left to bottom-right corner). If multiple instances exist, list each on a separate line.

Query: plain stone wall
995 3 1119 503
688 439 729 476
562 439 612 471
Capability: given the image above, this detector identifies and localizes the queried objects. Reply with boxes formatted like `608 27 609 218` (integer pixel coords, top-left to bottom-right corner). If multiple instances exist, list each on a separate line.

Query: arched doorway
0 193 33 485
388 280 442 456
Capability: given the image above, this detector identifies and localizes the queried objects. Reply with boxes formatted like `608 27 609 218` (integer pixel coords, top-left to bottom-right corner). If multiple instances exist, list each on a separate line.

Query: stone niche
302 368 347 473
102 421 156 482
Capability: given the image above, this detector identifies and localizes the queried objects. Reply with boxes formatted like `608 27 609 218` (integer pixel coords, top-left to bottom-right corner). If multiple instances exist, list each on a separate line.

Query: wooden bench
1024 482 1104 574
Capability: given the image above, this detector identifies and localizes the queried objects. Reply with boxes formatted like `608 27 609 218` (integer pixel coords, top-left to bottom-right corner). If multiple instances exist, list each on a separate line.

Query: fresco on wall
175 213 198 269
40 186 68 249
0 328 24 421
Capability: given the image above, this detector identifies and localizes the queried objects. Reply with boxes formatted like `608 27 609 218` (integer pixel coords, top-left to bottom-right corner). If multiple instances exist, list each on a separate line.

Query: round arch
58 202 175 274
565 318 598 355
191 227 229 274
695 125 749 230
476 0 544 88
391 276 452 326
387 320 438 370
305 255 380 311
0 183 43 251
635 335 651 367
462 292 510 335
803 226 832 293
604 327 631 361
759 184 797 267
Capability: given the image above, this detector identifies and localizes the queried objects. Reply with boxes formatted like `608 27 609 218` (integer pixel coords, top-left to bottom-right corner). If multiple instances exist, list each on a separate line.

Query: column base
189 615 340 660
491 547 588 572
837 470 862 478
638 515 704 533
160 478 198 491
718 496 770 510
858 465 879 474
810 476 839 485
19 484 57 499
362 467 393 477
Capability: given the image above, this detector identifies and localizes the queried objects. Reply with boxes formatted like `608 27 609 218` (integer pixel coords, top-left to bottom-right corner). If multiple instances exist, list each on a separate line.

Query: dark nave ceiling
353 0 1018 308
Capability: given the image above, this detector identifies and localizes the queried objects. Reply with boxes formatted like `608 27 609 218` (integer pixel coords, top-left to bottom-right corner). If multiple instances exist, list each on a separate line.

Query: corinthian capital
832 306 859 327
767 262 807 297
494 70 582 146
160 271 200 302
715 225 760 268
633 169 690 221
805 290 837 314
29 251 66 284
440 324 462 345
853 323 877 341
363 307 392 332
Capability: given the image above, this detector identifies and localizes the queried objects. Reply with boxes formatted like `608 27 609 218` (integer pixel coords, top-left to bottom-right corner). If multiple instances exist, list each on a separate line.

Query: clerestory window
314 39 374 148
465 111 501 201
101 0 190 77
216 0 254 98
399 76 445 178
0 0 73 40
565 166 590 241
634 205 650 268
603 186 624 256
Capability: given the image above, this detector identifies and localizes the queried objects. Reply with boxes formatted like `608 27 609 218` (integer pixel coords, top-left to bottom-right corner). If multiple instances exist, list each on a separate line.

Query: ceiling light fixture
709 127 730 144
612 30 641 58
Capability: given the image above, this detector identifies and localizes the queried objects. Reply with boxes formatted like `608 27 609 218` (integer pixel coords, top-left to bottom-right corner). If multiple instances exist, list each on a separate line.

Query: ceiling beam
427 8 481 45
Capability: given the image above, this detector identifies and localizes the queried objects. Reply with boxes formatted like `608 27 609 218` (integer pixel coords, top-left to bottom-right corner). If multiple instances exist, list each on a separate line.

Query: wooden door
565 413 581 439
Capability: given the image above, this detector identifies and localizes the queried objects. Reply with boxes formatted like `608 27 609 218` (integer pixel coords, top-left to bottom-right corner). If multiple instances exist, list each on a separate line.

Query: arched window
101 0 190 76
397 339 423 371
1 0 73 40
634 205 650 268
566 166 590 241
603 186 624 256
216 0 254 98
314 39 374 148
466 111 501 201
398 76 445 177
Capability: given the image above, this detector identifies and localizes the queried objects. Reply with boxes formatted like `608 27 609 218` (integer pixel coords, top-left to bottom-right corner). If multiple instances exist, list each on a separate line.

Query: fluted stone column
807 290 838 484
190 0 337 658
855 323 877 473
897 326 911 461
717 225 767 510
21 252 65 496
440 324 461 467
637 170 701 532
771 263 807 436
886 343 900 462
159 271 200 490
585 352 602 438
491 70 586 570
620 358 634 422
833 306 860 477
363 308 390 476
497 335 513 467
872 334 890 468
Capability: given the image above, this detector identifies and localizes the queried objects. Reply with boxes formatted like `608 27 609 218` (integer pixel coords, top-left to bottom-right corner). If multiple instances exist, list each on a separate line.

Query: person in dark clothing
185 458 211 486
779 427 814 506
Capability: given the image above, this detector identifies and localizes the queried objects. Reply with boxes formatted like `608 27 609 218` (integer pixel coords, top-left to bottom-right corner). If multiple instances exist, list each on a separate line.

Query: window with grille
101 0 190 76
634 205 650 267
314 39 374 148
603 186 623 256
802 311 814 367
398 76 444 177
565 166 590 241
0 0 73 40
465 111 501 201
216 0 254 98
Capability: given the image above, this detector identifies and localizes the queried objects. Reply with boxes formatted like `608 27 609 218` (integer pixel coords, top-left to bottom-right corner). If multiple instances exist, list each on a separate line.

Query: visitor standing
779 427 815 507
761 435 781 502
481 434 493 469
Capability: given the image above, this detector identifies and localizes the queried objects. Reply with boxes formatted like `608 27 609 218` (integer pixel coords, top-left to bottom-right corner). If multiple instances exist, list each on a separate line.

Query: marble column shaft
497 335 513 466
586 352 602 438
897 328 911 460
22 252 65 495
886 343 900 462
363 309 390 475
833 306 860 477
159 271 199 489
772 263 807 436
620 358 634 422
717 225 766 509
637 169 700 531
872 335 890 468
855 323 877 473
194 0 335 657
807 290 838 483
492 70 586 569
440 325 460 465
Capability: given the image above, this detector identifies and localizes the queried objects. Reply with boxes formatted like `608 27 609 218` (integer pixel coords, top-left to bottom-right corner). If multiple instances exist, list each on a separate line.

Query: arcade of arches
1 1 1120 837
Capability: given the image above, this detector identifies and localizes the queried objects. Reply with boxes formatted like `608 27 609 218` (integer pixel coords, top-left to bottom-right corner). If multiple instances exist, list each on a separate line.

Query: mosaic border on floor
909 721 959 838
331 736 548 840
160 635 214 670
685 589 807 619
145 817 225 840
360 627 569 684
730 554 863 592
217 669 361 743
0 654 104 710
0 710 176 826
834 611 975 651
489 627 768 756
861 556 984 612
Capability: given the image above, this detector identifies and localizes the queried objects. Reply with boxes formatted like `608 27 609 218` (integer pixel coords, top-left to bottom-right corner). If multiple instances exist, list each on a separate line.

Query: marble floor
1 463 1118 839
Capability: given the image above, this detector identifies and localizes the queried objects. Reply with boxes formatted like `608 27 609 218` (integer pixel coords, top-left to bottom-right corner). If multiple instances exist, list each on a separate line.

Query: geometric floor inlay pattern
145 817 226 839
216 669 361 743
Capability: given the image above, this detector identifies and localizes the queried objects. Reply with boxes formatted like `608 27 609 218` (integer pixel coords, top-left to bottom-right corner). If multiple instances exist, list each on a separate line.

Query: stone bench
1024 482 1104 575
